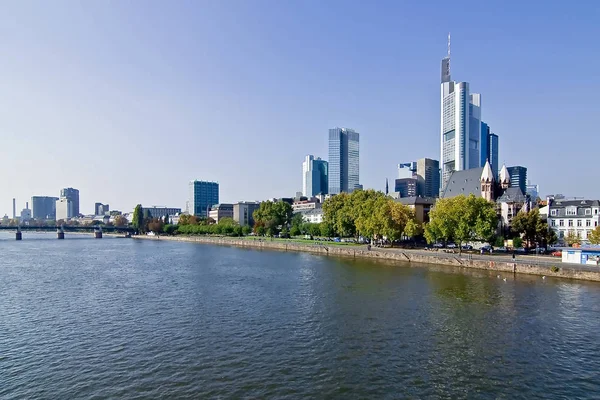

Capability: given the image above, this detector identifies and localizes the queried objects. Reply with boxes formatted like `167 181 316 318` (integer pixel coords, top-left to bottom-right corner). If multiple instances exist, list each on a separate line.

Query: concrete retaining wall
135 235 600 282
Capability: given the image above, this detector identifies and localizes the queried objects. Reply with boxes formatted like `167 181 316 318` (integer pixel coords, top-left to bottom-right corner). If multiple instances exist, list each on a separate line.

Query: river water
1 233 600 399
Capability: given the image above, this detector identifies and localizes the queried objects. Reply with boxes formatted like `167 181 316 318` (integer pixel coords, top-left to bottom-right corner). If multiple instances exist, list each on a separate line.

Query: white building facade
547 199 600 243
440 41 482 189
56 198 74 221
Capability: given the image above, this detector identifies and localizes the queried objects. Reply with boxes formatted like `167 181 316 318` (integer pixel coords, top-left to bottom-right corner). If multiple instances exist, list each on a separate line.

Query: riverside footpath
135 235 600 282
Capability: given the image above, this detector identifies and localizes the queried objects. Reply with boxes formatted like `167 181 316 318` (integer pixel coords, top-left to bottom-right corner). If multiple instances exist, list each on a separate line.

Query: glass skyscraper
440 43 482 189
31 196 59 219
480 122 499 180
302 155 328 197
328 128 360 194
188 181 219 217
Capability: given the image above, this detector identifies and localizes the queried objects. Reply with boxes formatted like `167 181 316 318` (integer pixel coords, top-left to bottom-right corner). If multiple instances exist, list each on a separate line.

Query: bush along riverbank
134 235 600 282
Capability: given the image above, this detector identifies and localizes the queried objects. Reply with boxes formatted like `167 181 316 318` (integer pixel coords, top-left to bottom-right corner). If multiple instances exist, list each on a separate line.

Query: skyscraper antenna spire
447 32 451 57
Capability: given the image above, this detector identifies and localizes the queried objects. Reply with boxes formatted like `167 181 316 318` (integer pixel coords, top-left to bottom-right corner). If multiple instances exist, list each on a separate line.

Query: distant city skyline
1 2 599 215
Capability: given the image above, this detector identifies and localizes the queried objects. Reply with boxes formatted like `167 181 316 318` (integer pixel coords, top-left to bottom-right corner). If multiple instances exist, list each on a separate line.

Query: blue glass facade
328 128 360 194
480 122 489 167
507 166 527 194
188 181 219 217
479 122 499 181
489 133 499 181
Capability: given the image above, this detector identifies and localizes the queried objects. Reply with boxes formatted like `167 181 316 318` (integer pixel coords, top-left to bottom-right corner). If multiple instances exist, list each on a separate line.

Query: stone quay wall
135 235 600 282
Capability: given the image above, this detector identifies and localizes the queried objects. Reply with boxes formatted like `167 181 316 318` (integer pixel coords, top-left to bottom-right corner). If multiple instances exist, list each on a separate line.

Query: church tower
499 164 510 190
480 160 495 202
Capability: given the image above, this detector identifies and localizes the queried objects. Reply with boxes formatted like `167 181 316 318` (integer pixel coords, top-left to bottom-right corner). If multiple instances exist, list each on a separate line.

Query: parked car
551 250 562 257
446 243 457 249
480 245 493 252
433 243 444 248
461 244 473 250
495 246 507 253
516 247 527 254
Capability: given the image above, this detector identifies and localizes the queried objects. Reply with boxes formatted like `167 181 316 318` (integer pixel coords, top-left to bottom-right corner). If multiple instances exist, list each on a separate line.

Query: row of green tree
423 194 559 251
320 190 421 241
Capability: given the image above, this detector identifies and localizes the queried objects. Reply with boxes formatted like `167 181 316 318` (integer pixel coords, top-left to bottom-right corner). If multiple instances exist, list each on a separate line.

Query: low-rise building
297 208 324 224
233 202 260 226
145 207 182 219
209 203 234 223
547 199 600 243
292 199 322 212
395 196 436 224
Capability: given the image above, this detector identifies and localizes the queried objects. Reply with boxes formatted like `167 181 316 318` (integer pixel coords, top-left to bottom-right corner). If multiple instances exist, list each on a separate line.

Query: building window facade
587 220 591 227
559 220 564 227
569 220 573 227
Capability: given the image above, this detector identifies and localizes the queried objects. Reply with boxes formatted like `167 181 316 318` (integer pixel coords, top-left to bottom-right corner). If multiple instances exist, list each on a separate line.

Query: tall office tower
302 155 329 197
32 196 59 219
416 158 441 198
440 35 482 189
507 166 528 195
479 122 499 180
189 180 219 217
328 127 360 194
60 188 80 217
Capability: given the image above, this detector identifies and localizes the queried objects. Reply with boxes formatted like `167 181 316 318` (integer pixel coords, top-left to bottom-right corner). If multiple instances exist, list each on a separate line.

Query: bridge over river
0 225 134 240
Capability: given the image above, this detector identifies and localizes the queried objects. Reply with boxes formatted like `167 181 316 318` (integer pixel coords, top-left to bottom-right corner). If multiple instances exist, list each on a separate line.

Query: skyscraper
416 158 440 198
60 188 80 217
32 196 59 219
302 155 329 197
488 132 499 180
479 122 499 180
440 36 482 189
328 127 360 194
189 181 219 217
507 166 528 195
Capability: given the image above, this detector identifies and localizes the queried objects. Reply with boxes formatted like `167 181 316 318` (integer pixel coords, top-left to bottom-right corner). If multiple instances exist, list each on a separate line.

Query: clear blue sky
1 1 598 215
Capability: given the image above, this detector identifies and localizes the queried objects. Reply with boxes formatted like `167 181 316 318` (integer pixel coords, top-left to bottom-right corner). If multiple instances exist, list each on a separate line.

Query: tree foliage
322 189 415 241
424 195 498 251
253 201 293 236
511 209 554 248
147 218 164 234
113 215 128 227
132 204 143 233
565 230 580 246
588 226 600 245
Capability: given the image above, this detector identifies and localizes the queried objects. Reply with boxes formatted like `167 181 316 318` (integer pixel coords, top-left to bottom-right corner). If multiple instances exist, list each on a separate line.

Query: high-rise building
507 166 528 195
189 180 219 217
94 203 110 216
302 155 329 197
488 133 499 180
328 127 360 194
479 122 499 180
440 37 482 189
395 178 418 198
397 162 417 179
32 196 59 219
56 198 74 221
526 181 539 201
60 188 80 217
416 158 440 198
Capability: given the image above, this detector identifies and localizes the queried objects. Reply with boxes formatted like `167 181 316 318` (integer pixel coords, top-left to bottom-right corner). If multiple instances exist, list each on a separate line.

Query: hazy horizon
1 1 598 215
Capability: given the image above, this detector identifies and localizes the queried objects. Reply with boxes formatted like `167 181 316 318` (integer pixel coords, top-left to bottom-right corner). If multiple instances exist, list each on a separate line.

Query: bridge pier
94 227 102 239
57 226 65 240
15 227 22 241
